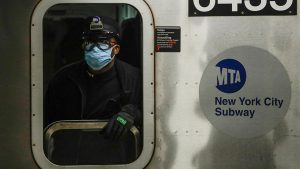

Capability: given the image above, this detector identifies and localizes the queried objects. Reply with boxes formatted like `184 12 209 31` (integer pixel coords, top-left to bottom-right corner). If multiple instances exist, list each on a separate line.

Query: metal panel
0 0 39 169
146 0 300 169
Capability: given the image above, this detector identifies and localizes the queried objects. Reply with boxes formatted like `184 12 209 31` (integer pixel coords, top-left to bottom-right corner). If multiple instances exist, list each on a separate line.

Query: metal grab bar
44 120 141 165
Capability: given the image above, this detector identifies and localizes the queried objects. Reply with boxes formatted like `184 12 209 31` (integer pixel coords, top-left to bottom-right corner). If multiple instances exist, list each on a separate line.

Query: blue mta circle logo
216 59 246 93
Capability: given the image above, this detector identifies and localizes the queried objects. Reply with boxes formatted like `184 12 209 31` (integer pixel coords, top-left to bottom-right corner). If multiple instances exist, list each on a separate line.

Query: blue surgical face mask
84 43 114 71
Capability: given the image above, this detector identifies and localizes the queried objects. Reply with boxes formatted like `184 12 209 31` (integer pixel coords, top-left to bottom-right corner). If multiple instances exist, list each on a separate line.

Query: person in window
44 16 142 140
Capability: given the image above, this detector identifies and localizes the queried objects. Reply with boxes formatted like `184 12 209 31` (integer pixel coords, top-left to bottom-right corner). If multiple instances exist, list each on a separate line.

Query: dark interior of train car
42 3 143 165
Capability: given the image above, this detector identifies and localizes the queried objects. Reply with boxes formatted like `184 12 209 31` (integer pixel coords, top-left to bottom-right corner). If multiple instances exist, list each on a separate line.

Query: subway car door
31 0 155 168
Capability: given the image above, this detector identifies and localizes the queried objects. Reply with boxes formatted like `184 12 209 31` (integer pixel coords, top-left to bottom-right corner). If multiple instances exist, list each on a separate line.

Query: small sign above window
189 0 297 16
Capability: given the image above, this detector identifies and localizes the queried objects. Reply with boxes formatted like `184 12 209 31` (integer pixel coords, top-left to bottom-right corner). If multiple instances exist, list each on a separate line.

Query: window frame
31 0 155 168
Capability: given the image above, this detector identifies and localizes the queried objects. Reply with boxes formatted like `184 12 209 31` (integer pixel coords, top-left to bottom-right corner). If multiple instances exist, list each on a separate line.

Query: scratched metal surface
146 0 300 169
0 0 40 168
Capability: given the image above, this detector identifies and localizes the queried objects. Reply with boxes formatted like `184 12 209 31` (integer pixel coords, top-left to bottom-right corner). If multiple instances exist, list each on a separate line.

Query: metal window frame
31 0 155 168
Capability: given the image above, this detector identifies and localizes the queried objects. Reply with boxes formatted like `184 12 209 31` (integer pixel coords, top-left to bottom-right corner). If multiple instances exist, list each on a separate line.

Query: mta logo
216 59 246 93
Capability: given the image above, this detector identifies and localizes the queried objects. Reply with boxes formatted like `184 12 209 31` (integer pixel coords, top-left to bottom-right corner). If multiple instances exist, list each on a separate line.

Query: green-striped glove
104 105 136 140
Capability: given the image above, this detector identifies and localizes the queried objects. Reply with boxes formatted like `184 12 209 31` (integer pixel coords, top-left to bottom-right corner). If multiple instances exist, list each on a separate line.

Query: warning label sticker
155 26 181 52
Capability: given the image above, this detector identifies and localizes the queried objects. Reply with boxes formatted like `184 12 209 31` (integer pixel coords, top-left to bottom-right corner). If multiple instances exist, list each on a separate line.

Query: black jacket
44 59 142 128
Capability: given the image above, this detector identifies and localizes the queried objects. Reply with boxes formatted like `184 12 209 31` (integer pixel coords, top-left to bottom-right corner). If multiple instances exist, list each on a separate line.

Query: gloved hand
104 105 137 140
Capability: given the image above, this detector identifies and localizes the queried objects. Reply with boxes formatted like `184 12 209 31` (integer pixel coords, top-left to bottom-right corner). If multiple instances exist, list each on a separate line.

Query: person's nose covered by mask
84 43 117 70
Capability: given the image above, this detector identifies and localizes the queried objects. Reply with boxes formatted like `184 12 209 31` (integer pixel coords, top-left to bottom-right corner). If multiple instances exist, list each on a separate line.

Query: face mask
84 44 115 71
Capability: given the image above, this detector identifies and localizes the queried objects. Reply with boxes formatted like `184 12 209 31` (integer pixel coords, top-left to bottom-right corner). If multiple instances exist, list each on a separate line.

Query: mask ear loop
111 44 120 60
